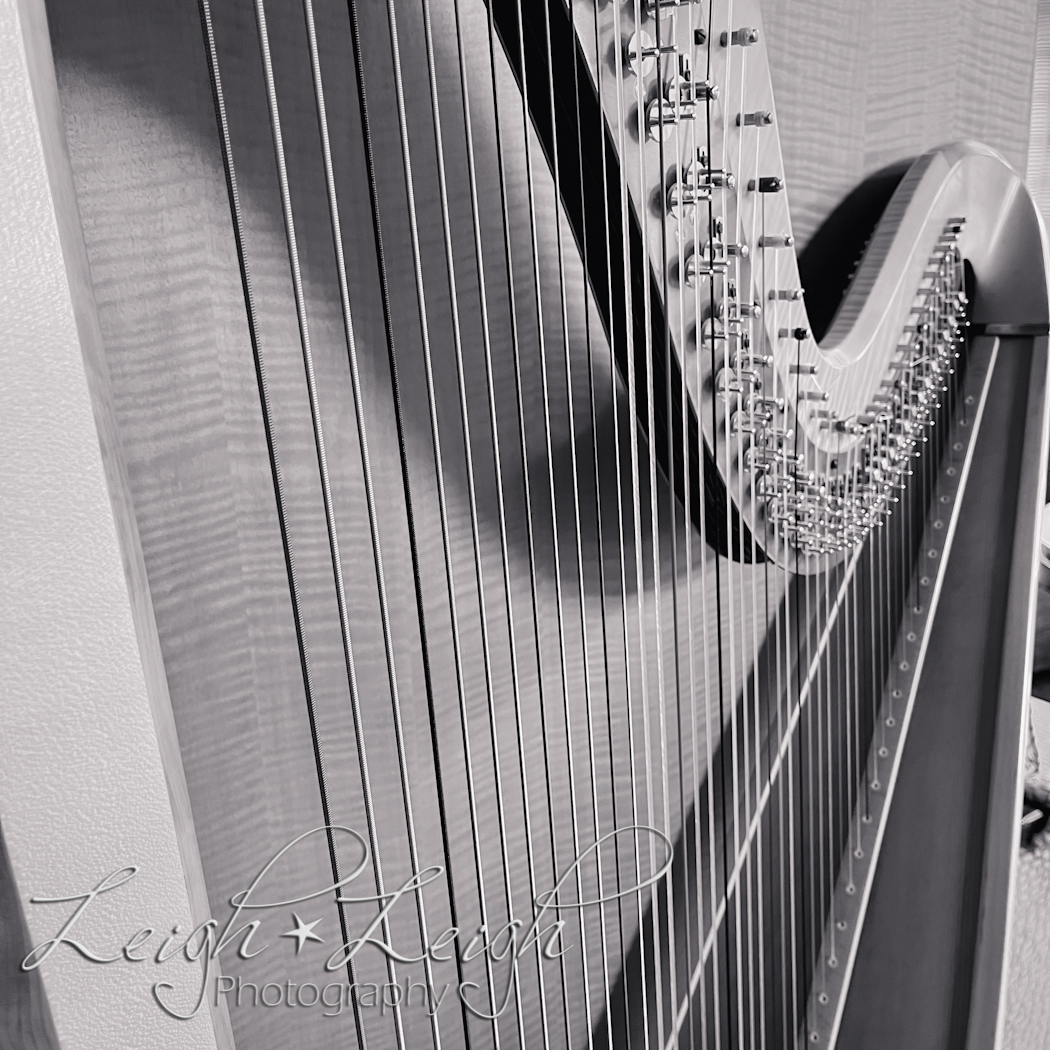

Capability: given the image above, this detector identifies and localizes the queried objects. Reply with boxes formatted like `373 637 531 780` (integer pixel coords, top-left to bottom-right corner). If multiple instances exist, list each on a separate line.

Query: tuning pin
646 98 678 140
749 176 784 193
720 301 762 319
752 395 786 412
759 234 795 248
721 27 759 46
667 176 710 218
796 390 829 401
790 362 818 374
625 32 676 77
738 110 773 126
691 79 719 101
700 169 735 188
684 251 728 286
702 240 748 258
769 288 803 300
781 328 811 341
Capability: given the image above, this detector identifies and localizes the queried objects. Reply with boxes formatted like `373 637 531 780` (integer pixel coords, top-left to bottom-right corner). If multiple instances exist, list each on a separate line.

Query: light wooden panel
763 0 1040 247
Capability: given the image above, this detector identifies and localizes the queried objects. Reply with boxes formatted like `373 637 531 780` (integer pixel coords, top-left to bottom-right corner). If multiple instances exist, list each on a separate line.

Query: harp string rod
631 2 676 1048
480 0 577 1042
447 0 562 1044
507 0 603 1041
251 3 444 1048
193 4 368 1048
608 0 658 1044
687 1 716 1043
649 11 682 1050
581 0 638 1044
414 0 545 1040
537 0 617 1037
676 0 711 1043
663 537 866 1050
306 0 499 1044
739 37 768 1048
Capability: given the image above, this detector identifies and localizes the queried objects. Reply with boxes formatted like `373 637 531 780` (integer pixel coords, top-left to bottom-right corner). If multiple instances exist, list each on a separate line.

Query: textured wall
0 0 219 1047
762 0 1041 247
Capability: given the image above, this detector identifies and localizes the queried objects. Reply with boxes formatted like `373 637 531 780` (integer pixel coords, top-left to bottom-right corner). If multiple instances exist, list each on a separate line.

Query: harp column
0 0 230 1047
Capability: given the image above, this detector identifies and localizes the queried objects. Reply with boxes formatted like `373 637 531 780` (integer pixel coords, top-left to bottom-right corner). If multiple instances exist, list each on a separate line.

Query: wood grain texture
40 2 782 1047
762 0 1040 248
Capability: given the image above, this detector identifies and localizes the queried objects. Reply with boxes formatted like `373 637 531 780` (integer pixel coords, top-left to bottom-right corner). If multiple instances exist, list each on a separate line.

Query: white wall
0 0 221 1046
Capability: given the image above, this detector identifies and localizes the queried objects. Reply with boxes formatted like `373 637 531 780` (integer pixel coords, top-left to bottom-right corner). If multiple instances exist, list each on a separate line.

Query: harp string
648 12 680 1050
676 0 710 1044
509 0 605 1040
193 5 368 1048
538 0 618 1037
607 0 659 1044
740 38 767 1048
625 2 667 1050
301 7 490 1044
448 0 562 1044
565 2 628 1043
191 0 969 1045
580 1 639 1045
699 0 733 1044
252 3 446 1048
480 0 578 1042
412 0 533 1041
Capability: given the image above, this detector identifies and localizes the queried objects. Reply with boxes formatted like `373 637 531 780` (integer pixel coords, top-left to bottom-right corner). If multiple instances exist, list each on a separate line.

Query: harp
1 0 1047 1047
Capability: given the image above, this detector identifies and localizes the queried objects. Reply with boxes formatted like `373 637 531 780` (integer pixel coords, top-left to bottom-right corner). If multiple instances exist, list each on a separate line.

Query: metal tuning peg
625 32 675 77
699 169 735 189
782 328 811 342
738 110 773 127
701 240 748 259
646 97 678 140
684 250 728 286
719 300 762 320
749 176 784 193
759 233 795 248
721 27 759 46
769 288 803 300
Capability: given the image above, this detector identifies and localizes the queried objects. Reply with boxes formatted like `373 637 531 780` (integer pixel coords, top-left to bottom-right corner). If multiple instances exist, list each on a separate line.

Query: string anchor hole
899 660 910 671
886 717 896 726
879 746 889 757
892 688 902 698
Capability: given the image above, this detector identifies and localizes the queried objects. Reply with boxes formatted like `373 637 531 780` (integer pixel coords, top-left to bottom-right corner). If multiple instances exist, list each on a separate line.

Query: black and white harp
1 0 1048 1048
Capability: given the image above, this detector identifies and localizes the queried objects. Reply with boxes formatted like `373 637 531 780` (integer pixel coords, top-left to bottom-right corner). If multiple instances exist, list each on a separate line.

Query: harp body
0 0 1046 1048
